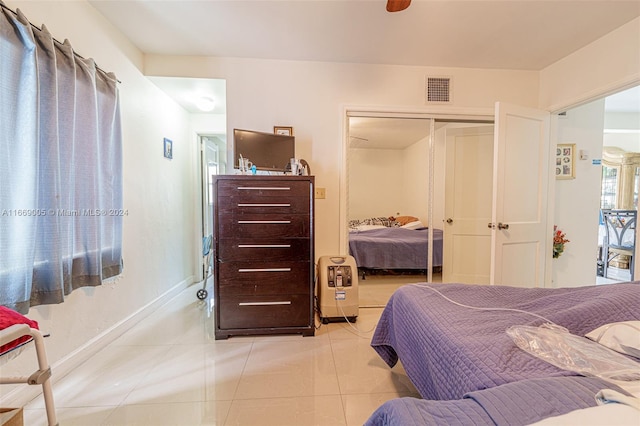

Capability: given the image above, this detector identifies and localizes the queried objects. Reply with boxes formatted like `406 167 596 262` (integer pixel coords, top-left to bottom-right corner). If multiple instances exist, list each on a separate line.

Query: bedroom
0 1 639 424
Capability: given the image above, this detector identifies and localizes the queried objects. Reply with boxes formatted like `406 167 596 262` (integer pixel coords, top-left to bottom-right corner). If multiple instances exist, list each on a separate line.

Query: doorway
598 86 640 283
553 85 640 287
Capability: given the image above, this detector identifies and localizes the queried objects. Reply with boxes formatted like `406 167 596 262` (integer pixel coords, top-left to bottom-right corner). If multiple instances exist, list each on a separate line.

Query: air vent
425 76 452 103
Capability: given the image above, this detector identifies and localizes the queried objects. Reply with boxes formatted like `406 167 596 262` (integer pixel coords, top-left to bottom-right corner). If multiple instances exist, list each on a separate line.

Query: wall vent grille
425 76 452 103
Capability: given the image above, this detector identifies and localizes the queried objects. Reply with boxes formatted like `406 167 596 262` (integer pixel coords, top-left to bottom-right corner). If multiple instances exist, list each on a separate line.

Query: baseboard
0 276 195 407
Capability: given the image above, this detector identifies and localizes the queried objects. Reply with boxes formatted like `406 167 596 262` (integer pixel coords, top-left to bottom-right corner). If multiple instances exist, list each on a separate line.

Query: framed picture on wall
164 138 173 159
556 143 575 179
274 126 293 136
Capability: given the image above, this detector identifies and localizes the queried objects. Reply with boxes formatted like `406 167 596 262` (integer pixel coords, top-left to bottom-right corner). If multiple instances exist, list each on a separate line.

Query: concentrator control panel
327 265 353 287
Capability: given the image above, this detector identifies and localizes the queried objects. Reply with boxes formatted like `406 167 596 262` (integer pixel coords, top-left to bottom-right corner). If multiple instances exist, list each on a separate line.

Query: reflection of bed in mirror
348 217 443 278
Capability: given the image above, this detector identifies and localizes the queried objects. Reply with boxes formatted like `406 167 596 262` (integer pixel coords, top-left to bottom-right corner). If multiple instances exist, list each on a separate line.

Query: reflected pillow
392 215 419 226
401 220 424 230
585 321 640 359
355 224 387 232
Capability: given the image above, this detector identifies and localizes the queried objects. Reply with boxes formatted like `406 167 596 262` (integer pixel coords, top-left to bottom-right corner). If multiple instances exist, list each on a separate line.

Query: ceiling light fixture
195 96 216 112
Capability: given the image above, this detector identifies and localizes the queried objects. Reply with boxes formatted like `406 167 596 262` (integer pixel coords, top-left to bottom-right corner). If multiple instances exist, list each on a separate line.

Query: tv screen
233 128 295 172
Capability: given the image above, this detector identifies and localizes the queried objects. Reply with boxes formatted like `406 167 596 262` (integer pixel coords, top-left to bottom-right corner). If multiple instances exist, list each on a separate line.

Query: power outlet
315 188 326 199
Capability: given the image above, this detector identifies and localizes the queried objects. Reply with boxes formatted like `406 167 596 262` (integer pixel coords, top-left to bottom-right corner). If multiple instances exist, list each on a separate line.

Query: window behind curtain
0 7 123 314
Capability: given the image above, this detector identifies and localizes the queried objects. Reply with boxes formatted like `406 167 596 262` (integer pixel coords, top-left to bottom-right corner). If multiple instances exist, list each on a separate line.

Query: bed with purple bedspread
365 376 630 426
348 227 443 270
370 282 640 401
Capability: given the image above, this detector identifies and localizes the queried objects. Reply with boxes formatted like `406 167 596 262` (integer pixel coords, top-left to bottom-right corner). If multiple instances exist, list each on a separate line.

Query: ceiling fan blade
386 0 411 12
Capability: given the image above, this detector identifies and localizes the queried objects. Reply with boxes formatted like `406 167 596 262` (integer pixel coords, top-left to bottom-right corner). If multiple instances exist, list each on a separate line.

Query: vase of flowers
553 226 570 258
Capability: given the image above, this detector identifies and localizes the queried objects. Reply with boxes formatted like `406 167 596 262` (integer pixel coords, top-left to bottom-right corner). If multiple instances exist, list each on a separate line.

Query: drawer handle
238 220 291 224
238 301 292 306
238 244 291 248
238 268 291 272
237 186 290 191
238 203 291 207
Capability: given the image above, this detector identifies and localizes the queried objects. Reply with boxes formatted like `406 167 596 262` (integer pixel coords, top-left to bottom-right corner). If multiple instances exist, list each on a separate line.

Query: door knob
497 222 510 230
446 218 453 224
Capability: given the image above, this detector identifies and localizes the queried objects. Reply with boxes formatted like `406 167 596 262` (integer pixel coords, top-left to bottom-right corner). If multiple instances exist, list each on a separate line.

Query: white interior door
443 126 494 284
491 103 552 287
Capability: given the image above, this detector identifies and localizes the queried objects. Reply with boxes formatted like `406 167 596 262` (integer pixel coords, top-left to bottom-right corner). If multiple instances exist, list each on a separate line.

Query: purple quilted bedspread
349 227 443 269
370 282 640 400
365 376 625 426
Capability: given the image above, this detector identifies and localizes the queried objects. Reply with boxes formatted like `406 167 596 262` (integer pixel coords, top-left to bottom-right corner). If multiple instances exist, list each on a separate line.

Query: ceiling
90 0 639 71
86 0 639 140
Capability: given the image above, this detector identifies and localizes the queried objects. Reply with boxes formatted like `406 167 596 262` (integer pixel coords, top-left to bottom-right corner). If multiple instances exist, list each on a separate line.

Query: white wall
145 14 637 264
348 137 431 224
348 148 405 220
553 100 606 287
2 0 198 400
401 137 430 224
145 56 540 257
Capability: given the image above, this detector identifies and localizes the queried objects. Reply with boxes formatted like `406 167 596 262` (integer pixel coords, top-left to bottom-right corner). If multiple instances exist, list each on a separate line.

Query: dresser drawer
217 195 310 215
218 294 311 329
218 261 310 295
218 239 310 261
217 179 310 198
218 213 310 239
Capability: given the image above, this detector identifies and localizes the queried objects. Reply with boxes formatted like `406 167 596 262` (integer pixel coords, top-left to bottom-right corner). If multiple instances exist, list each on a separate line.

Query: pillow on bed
585 321 640 359
401 220 425 230
354 224 387 232
0 306 39 356
391 215 419 226
350 217 399 229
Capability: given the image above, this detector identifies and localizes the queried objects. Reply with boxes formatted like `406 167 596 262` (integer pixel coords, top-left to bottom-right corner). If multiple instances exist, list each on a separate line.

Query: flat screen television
233 128 295 172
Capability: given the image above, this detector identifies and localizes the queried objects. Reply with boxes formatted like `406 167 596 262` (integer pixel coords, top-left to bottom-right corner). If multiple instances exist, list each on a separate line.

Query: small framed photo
555 143 575 179
274 126 293 136
164 138 173 160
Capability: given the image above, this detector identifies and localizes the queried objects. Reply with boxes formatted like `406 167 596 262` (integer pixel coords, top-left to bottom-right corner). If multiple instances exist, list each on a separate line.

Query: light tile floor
23 268 623 425
596 266 632 284
22 279 421 425
358 272 437 307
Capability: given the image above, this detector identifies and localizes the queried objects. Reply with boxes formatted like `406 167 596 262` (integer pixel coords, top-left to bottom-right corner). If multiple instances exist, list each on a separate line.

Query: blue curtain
0 5 123 314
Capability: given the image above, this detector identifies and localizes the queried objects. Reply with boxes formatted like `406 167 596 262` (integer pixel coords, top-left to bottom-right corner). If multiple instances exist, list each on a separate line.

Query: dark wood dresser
212 175 315 339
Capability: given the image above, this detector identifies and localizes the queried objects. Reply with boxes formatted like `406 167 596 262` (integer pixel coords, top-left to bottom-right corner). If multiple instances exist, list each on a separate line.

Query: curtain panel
0 5 123 314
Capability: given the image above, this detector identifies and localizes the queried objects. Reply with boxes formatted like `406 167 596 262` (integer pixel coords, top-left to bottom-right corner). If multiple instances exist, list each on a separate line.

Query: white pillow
585 321 640 359
355 224 387 232
401 220 424 230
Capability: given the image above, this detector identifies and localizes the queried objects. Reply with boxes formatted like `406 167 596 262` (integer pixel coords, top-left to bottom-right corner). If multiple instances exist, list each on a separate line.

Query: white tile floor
597 266 633 284
28 266 625 425
22 279 421 425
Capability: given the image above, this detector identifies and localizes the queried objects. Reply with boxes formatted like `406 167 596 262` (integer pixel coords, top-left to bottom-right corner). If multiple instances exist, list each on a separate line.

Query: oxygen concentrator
316 255 359 324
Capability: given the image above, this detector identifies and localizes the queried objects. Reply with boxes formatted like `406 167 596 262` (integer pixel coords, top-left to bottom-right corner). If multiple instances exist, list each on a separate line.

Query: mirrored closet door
346 116 435 306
